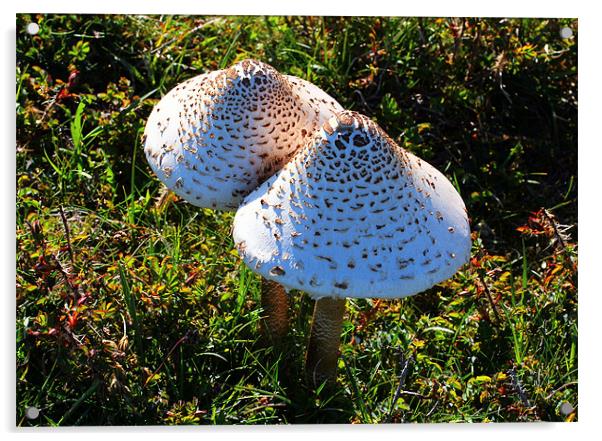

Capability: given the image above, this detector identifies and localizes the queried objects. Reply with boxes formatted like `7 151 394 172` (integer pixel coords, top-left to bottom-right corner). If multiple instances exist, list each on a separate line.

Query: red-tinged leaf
67 69 79 88
56 87 73 102
67 311 79 329
34 258 55 274
185 271 199 285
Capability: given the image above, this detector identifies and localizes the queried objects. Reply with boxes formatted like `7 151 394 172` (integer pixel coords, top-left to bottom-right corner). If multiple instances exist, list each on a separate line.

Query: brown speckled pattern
305 297 346 385
259 278 289 342
143 59 343 210
233 111 472 299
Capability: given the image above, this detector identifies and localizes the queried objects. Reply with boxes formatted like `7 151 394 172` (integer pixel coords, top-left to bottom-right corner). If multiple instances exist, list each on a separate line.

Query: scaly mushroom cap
143 59 343 211
233 111 471 299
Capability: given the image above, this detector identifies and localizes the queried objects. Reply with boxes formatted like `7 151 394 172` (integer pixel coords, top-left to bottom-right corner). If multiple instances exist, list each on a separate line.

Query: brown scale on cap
233 110 472 299
143 59 343 211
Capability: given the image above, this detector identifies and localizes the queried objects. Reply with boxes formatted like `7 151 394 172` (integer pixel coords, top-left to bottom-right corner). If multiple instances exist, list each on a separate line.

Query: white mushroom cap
143 59 343 211
232 111 471 299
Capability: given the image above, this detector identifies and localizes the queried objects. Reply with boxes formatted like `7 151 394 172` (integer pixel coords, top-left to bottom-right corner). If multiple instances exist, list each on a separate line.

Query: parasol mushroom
232 110 471 384
143 59 342 341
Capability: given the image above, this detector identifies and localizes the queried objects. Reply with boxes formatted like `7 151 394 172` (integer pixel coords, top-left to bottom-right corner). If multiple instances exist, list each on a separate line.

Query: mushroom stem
305 297 346 386
259 278 289 342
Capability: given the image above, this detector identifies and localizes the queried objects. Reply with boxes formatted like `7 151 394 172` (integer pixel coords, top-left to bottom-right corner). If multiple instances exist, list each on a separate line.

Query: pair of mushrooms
144 59 471 385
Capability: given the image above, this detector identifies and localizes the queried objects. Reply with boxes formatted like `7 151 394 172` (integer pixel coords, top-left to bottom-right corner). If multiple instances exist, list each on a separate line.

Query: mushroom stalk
259 278 289 342
305 297 346 386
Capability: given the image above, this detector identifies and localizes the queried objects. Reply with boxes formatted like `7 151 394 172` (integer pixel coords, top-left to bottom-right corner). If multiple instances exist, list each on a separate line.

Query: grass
16 15 577 425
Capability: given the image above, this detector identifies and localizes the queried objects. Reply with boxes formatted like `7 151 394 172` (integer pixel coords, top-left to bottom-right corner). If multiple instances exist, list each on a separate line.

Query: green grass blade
118 261 143 357
342 355 370 423
70 100 86 152
57 379 100 426
219 25 242 69
522 238 528 291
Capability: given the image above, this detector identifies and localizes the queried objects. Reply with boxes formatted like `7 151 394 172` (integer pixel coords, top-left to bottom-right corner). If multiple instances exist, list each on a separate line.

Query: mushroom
232 110 471 384
144 58 342 210
143 59 342 341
